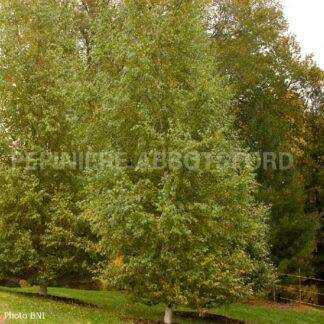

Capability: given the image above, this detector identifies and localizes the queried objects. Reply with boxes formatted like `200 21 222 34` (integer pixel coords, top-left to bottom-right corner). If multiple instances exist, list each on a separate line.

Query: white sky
282 0 324 69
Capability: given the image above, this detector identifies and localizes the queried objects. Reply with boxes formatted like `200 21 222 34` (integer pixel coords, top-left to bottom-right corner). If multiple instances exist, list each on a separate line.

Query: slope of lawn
0 286 324 324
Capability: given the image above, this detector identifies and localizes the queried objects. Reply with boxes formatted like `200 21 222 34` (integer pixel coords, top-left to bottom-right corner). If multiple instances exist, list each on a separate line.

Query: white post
299 268 302 304
164 304 173 324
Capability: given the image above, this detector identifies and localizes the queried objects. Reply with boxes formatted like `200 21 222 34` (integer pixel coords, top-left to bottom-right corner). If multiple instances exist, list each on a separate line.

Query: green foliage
294 58 324 278
1 0 321 314
209 0 321 275
85 0 272 309
0 0 96 288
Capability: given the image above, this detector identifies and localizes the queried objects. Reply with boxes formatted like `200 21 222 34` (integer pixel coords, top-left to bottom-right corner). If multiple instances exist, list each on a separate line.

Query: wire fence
274 271 324 309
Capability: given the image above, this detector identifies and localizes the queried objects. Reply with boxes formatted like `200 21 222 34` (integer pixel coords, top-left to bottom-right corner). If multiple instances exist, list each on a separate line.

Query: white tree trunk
39 285 48 296
164 304 173 324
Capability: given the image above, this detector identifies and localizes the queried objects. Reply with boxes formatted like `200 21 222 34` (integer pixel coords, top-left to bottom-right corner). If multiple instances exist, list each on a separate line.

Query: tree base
164 305 173 324
39 286 48 296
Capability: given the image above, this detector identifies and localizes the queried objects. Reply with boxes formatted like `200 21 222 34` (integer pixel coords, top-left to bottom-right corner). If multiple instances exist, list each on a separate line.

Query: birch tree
0 0 96 295
86 1 272 322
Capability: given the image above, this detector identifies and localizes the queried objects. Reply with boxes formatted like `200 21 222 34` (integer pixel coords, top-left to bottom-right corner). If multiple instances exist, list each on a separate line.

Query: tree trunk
39 285 48 296
164 304 173 324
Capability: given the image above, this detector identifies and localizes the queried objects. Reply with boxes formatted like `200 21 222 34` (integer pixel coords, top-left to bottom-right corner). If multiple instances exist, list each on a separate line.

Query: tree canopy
84 1 272 321
0 0 97 294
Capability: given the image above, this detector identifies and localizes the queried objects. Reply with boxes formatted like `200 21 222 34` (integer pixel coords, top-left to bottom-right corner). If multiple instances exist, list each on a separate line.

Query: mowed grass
0 286 323 324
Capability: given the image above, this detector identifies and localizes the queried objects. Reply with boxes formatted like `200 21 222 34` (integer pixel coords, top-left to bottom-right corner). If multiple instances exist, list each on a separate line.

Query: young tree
86 1 272 322
0 0 96 295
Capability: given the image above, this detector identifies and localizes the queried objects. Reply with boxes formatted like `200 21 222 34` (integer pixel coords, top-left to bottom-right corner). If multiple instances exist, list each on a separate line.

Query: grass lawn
0 286 323 324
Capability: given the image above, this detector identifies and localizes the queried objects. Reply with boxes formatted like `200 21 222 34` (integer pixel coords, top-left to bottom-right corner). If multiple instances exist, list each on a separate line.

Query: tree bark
39 285 48 296
164 304 173 324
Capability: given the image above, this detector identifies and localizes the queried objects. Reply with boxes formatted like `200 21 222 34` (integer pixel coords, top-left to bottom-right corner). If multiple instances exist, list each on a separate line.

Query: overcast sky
282 0 324 69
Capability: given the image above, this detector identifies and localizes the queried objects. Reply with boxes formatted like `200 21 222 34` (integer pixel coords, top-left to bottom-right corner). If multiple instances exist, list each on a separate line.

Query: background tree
0 0 97 295
85 1 272 323
294 57 324 281
209 0 320 275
